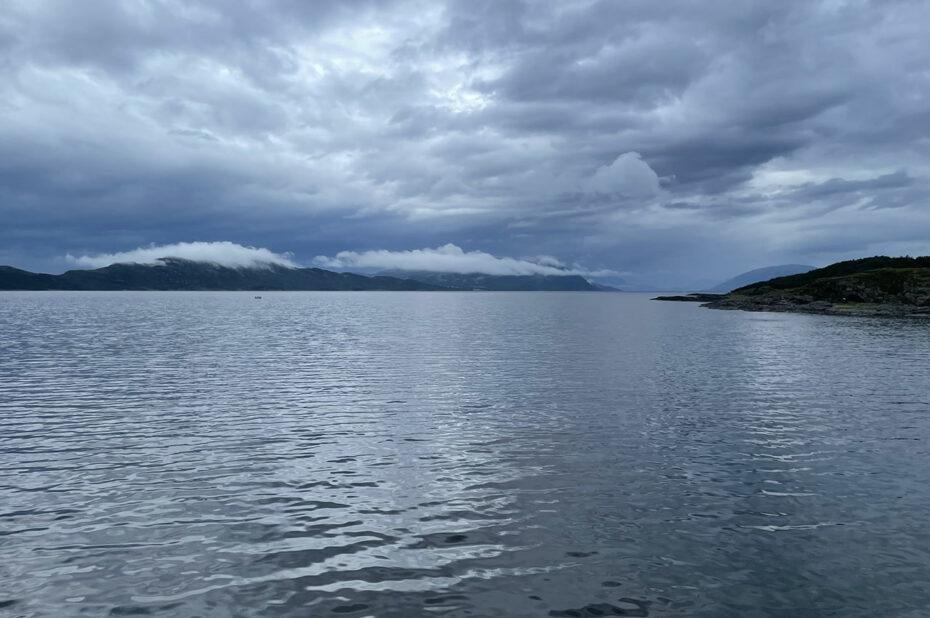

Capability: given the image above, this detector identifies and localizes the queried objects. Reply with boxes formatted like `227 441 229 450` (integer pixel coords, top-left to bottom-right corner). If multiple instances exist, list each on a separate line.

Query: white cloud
67 241 297 269
314 243 582 276
532 255 568 268
583 152 662 197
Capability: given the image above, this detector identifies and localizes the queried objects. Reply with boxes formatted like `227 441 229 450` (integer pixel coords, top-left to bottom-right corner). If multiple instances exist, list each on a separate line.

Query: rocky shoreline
702 296 930 318
650 293 725 302
650 256 930 319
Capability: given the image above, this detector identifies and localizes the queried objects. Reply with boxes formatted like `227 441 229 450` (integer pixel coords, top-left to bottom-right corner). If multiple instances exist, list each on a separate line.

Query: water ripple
2 292 930 616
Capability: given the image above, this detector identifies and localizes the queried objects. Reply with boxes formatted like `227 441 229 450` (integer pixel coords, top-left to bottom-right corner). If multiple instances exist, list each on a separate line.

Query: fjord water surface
2 291 930 617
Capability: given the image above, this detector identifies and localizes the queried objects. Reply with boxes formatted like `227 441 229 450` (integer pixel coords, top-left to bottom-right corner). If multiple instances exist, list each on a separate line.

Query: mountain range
0 259 603 291
376 269 598 291
0 259 829 293
0 259 443 291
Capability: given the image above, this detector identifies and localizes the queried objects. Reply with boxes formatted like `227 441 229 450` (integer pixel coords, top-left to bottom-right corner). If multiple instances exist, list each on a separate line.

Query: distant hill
591 282 624 292
709 264 815 292
377 269 598 291
0 258 444 291
704 256 930 317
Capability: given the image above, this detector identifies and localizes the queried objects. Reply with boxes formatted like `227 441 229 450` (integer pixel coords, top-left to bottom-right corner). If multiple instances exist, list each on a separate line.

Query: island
699 256 930 317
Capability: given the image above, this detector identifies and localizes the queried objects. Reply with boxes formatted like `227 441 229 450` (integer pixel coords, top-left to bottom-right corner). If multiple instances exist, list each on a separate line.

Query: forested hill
705 256 930 316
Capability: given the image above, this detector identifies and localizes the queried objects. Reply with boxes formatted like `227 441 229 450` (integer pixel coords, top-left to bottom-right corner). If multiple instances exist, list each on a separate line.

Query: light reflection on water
2 291 930 617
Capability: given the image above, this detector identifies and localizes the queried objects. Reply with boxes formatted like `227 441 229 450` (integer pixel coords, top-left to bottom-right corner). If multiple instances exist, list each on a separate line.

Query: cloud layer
314 244 586 276
68 242 297 269
2 0 929 286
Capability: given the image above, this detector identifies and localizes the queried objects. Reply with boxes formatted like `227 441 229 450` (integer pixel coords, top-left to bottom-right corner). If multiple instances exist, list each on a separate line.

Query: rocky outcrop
652 293 726 302
701 256 930 318
703 296 930 317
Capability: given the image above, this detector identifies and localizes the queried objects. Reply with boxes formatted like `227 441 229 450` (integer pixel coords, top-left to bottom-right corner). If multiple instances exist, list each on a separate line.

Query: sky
2 0 929 289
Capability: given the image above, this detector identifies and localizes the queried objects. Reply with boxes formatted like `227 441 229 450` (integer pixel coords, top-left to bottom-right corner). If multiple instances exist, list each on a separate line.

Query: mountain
591 282 624 292
704 256 930 317
708 264 815 292
377 269 598 291
0 258 444 291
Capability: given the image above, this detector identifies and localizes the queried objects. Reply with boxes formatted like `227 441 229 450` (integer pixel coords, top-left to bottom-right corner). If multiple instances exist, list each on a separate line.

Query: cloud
314 244 584 276
1 0 930 285
583 152 662 197
67 241 298 269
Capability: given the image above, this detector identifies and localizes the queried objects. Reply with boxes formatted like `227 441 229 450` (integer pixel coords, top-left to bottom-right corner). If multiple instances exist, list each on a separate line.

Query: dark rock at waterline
652 293 726 302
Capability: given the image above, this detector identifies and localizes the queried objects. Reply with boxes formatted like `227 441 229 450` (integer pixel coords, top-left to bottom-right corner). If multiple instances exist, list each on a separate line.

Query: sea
2 291 929 617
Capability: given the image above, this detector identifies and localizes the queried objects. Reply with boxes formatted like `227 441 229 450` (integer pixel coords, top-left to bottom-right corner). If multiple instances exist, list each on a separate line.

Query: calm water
2 291 930 617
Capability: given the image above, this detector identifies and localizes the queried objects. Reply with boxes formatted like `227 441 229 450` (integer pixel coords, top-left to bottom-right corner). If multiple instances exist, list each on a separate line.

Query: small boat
254 295 262 299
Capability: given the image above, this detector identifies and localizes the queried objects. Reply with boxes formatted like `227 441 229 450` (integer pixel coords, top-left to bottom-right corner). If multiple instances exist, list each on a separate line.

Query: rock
652 293 726 302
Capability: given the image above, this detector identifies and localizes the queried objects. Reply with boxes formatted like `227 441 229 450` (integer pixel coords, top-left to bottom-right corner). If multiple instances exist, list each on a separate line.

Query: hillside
377 270 598 291
0 258 444 291
704 256 930 316
708 264 815 292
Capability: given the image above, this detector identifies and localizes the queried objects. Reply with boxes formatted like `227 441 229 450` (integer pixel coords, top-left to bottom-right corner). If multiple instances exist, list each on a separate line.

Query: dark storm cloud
1 0 929 285
787 171 914 201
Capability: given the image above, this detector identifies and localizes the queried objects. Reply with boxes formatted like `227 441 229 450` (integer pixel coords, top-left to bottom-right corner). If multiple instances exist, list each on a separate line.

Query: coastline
702 296 930 318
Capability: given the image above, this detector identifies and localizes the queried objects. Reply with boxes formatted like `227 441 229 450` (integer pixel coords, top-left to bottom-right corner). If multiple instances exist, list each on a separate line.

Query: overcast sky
2 0 929 288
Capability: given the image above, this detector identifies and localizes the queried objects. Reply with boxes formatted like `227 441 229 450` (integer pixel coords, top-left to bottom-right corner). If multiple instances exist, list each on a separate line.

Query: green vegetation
707 256 930 316
734 257 930 295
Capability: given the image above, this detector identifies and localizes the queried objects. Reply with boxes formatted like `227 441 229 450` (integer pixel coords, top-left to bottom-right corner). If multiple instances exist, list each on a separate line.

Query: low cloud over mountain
314 243 619 278
67 242 297 269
